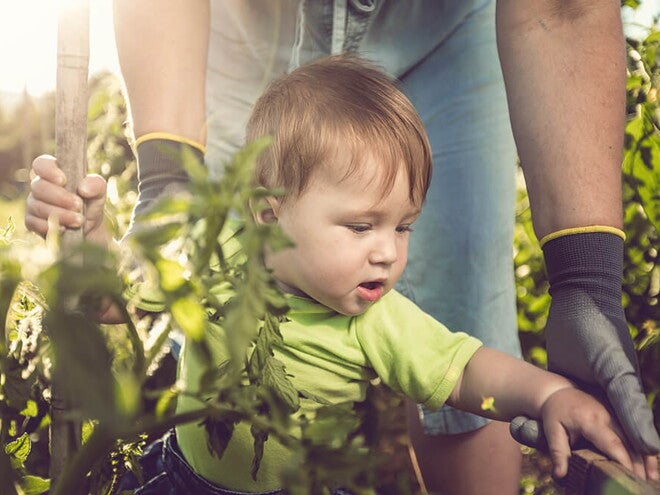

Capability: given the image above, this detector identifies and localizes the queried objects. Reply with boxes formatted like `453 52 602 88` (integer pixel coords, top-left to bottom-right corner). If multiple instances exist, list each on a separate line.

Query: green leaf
155 387 179 418
156 258 187 292
204 416 237 460
4 434 30 464
171 295 206 341
19 400 38 418
645 31 660 44
19 475 50 495
3 358 34 411
114 371 141 417
624 108 660 230
250 424 269 481
45 311 118 423
263 357 299 413
302 403 360 449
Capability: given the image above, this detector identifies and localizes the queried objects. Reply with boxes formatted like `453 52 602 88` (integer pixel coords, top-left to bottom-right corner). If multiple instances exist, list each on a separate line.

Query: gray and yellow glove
510 227 660 455
127 132 205 235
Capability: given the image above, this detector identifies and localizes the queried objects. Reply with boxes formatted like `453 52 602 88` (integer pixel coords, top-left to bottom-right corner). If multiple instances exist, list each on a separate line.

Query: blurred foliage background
0 3 658 494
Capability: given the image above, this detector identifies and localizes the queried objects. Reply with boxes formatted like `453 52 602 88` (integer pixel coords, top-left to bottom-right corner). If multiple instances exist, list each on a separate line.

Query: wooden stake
51 0 89 489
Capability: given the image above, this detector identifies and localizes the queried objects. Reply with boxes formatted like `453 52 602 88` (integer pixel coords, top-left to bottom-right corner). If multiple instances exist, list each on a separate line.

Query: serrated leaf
4 434 30 463
250 424 268 480
263 357 299 412
204 417 236 460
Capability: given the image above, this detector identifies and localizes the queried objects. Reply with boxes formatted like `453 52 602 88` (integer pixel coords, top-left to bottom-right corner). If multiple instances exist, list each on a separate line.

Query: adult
27 1 659 493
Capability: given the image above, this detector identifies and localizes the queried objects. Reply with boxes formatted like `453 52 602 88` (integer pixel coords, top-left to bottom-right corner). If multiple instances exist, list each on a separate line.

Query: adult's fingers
77 174 107 200
580 419 639 478
32 155 66 185
607 371 660 455
77 175 107 235
24 214 62 238
30 175 83 213
25 196 84 236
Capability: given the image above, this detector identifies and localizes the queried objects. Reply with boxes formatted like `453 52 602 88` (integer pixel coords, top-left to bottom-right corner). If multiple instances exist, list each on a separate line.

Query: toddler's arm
447 347 658 480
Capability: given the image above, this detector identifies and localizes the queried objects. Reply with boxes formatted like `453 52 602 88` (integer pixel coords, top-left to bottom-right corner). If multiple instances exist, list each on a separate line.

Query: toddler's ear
251 196 280 224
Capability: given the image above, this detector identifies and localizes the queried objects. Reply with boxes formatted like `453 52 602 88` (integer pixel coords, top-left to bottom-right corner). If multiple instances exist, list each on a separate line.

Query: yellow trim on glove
135 132 206 154
540 225 626 247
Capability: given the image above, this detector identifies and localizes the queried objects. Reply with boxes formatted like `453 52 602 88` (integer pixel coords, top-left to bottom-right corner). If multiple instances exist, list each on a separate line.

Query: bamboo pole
51 0 89 490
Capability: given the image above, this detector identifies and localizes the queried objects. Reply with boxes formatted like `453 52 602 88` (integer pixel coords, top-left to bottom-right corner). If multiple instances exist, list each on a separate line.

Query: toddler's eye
396 225 414 233
347 224 370 233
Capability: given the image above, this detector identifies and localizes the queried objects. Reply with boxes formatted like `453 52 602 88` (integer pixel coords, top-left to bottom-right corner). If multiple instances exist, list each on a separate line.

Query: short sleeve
355 290 482 410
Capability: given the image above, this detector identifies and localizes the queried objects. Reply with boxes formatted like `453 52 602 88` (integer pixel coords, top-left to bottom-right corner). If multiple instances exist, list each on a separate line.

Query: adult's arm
113 0 209 228
496 0 624 238
496 0 660 455
113 0 209 143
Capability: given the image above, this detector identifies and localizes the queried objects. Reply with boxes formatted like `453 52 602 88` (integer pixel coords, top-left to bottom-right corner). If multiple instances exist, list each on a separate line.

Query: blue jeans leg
395 0 521 434
117 431 353 495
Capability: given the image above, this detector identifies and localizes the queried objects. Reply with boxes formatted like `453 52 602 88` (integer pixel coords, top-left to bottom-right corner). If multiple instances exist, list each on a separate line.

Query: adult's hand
26 155 109 245
542 230 660 456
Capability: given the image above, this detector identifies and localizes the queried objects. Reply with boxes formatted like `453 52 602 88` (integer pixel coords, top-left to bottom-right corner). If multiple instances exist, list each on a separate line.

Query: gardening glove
127 133 205 235
511 228 660 455
543 228 659 454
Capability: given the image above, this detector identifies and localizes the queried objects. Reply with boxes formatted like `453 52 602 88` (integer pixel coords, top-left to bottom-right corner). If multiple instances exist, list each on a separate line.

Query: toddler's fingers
644 455 658 481
32 155 66 185
543 421 572 479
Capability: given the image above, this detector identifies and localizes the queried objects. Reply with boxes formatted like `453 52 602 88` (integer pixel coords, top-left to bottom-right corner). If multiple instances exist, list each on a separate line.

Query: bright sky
0 1 657 96
0 0 119 96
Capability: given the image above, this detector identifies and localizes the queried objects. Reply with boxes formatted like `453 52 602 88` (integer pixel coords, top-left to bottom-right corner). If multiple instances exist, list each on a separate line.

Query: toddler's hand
26 155 109 244
541 387 658 481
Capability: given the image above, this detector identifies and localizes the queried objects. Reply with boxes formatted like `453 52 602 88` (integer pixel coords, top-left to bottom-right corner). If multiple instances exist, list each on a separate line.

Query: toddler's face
266 156 419 316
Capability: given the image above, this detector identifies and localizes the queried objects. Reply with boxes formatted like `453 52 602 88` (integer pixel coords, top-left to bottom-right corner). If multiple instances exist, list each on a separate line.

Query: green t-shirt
174 289 482 492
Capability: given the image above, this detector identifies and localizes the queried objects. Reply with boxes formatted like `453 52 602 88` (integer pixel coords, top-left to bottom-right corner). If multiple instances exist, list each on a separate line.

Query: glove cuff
135 134 205 184
542 230 624 317
132 135 205 218
135 132 206 154
539 225 625 247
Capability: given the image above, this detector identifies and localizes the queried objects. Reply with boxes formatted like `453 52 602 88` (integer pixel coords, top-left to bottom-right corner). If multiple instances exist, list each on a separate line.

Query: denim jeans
117 431 353 495
204 0 520 435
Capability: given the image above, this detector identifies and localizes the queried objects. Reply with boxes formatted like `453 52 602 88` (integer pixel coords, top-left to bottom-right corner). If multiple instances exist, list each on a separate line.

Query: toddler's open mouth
356 281 384 302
